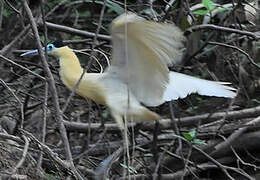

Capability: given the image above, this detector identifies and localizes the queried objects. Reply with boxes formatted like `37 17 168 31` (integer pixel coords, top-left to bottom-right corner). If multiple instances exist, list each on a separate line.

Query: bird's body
21 13 236 129
56 46 160 128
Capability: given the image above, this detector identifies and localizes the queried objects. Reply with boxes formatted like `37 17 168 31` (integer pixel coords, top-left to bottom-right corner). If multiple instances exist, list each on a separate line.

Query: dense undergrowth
0 0 259 179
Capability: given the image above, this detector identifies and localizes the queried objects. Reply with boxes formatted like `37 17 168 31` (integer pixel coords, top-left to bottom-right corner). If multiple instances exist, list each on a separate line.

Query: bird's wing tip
112 12 144 29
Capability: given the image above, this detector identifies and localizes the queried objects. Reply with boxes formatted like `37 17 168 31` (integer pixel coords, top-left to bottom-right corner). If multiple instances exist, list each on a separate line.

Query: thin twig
192 145 235 180
3 0 20 14
208 41 260 69
193 145 254 180
36 82 48 174
0 133 24 144
211 116 260 156
0 78 24 128
39 21 111 41
21 1 83 179
45 0 67 17
186 24 260 39
10 135 29 174
0 55 45 80
0 1 3 30
20 130 73 174
0 25 30 55
220 134 260 171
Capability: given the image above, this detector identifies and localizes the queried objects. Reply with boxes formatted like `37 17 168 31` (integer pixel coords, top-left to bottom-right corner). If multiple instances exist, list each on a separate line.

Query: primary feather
163 72 236 101
109 12 185 106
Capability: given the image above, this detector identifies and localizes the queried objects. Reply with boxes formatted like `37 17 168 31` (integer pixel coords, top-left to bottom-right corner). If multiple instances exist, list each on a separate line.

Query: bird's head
20 40 68 57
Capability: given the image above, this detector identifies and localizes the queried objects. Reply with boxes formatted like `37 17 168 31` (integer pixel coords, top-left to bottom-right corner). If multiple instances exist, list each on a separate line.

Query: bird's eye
47 44 55 51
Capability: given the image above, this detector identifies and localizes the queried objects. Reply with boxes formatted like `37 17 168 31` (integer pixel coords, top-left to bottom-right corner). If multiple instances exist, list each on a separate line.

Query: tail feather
163 72 236 101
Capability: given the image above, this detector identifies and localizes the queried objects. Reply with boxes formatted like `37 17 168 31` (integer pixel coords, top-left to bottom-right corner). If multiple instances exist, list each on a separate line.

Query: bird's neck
57 47 106 104
58 47 85 95
58 47 83 76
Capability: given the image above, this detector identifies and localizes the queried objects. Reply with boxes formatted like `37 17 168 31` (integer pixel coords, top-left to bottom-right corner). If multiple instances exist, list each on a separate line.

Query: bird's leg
110 110 130 144
111 111 125 130
111 111 131 176
122 115 131 177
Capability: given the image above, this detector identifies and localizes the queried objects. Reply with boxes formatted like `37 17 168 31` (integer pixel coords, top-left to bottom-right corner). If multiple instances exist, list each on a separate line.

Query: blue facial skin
47 44 55 51
20 44 55 57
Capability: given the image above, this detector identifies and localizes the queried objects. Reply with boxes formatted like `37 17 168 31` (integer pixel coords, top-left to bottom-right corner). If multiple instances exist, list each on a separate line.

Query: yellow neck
57 46 106 104
57 47 83 90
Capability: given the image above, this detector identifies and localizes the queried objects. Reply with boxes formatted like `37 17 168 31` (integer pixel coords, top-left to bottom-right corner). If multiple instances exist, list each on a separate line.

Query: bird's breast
60 70 107 105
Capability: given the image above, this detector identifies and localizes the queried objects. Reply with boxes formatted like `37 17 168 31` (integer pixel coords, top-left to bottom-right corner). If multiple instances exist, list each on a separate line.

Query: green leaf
144 153 153 157
170 134 186 141
3 9 11 17
120 163 137 174
202 0 215 11
194 9 209 15
183 129 196 141
102 109 109 119
192 139 207 145
252 99 260 104
106 0 124 14
40 35 46 43
189 129 196 137
92 22 108 32
183 133 193 141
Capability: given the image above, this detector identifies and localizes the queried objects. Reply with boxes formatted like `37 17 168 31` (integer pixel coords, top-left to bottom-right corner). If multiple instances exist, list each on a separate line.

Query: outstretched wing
107 12 185 106
163 72 236 101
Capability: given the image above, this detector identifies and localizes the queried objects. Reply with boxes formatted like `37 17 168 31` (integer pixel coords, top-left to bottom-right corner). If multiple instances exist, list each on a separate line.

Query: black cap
53 40 67 48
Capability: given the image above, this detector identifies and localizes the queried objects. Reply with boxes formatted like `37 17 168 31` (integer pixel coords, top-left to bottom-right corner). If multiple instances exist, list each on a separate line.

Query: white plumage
163 72 236 101
21 12 236 130
104 12 236 129
109 12 236 107
109 12 186 107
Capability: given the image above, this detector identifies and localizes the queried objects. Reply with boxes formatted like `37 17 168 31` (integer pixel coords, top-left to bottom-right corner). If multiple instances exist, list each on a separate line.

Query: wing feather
163 72 236 101
107 13 185 106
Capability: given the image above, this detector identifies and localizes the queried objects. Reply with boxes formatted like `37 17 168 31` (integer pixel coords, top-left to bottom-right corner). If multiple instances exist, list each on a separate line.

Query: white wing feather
163 72 236 101
107 13 236 107
107 13 185 106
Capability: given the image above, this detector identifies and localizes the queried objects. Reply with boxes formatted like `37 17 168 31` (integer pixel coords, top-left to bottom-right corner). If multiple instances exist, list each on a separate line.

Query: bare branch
186 24 260 40
21 1 83 179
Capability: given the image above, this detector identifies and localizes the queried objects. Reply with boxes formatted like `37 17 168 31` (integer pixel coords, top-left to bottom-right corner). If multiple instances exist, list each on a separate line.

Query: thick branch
63 105 260 132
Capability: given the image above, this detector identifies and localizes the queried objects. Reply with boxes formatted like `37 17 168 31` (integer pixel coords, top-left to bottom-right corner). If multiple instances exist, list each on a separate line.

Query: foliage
120 163 137 174
183 129 207 145
194 0 232 16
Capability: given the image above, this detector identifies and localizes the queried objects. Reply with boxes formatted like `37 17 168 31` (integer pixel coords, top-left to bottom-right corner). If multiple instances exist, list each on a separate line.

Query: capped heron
21 13 236 129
